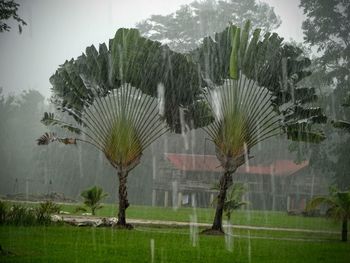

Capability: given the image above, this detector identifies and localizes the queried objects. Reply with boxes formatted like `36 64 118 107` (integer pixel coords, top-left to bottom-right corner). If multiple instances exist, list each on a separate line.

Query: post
177 192 182 208
164 191 168 207
152 189 156 207
287 195 291 211
191 193 196 207
210 193 214 206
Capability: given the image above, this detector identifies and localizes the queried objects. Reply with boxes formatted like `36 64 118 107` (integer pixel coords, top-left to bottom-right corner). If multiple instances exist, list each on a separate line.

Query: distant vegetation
0 200 60 226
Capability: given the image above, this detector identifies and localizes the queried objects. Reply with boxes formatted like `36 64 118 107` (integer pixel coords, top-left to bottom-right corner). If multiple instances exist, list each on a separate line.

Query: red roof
165 153 308 176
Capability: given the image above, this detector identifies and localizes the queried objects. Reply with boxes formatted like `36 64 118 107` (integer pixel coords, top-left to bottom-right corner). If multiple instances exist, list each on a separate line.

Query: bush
7 204 36 226
0 200 8 224
80 186 108 215
0 201 61 226
35 201 61 225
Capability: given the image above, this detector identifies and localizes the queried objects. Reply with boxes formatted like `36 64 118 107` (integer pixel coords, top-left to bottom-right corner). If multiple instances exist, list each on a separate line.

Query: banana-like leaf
229 26 240 79
37 132 76 145
50 28 202 133
41 112 82 135
332 120 350 132
286 123 326 143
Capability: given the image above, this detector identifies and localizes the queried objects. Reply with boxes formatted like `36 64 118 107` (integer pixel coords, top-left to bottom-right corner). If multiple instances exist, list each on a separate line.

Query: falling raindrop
157 83 165 116
244 142 250 172
150 239 155 263
223 220 233 252
172 180 178 211
189 195 198 247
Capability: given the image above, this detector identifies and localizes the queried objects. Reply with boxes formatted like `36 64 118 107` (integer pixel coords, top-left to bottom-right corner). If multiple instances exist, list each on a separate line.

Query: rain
0 0 349 262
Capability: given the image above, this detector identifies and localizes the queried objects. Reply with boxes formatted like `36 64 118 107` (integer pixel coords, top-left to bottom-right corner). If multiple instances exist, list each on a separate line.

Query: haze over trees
299 0 350 190
136 0 281 52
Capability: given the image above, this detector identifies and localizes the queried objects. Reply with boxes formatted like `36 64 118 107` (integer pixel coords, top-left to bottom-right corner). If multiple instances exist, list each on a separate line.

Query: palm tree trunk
211 170 233 232
341 218 348 242
117 170 130 227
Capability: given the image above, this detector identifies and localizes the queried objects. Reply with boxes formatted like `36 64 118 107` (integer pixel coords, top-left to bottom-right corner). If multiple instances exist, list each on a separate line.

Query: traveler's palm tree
204 74 280 233
202 20 327 234
307 188 350 242
37 85 167 227
80 186 108 216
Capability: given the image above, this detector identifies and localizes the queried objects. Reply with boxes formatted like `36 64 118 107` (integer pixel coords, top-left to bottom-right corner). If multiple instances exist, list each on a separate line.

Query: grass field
11 204 340 231
5 201 341 231
0 225 349 262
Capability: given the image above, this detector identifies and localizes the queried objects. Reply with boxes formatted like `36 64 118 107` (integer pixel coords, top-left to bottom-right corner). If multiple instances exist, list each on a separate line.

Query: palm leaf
37 132 77 145
204 75 280 169
36 132 57 145
332 120 350 132
41 112 82 135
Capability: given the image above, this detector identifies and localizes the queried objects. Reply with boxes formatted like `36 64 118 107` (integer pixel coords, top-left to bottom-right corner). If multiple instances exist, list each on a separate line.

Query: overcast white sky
0 0 306 98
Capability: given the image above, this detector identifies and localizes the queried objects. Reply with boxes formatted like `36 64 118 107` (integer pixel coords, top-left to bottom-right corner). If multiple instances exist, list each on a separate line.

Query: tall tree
39 22 325 231
300 0 350 189
136 0 280 52
198 21 326 234
0 0 26 33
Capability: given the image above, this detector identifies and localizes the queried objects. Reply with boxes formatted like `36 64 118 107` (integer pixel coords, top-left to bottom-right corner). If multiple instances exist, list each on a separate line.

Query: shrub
35 201 61 225
7 204 36 226
80 186 108 216
0 200 8 224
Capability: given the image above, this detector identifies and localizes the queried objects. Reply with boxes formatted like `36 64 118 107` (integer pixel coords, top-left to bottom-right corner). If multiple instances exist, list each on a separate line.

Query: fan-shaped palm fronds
204 75 281 171
306 188 350 241
203 74 280 234
78 84 168 171
38 83 168 227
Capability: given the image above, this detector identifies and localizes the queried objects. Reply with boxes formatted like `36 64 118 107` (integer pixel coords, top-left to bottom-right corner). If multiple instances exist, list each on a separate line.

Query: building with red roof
152 153 328 211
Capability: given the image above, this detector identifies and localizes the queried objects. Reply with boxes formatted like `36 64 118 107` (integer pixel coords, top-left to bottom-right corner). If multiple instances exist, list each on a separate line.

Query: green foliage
0 201 61 226
0 0 26 33
307 187 350 221
6 204 36 226
190 21 326 143
80 186 108 215
204 76 280 170
212 183 248 221
35 201 61 225
300 0 350 189
49 28 202 133
0 200 7 224
40 112 81 134
307 187 350 241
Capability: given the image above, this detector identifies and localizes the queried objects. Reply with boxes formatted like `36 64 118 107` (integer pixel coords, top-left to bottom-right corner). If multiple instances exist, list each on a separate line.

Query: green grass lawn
0 225 349 263
5 201 341 231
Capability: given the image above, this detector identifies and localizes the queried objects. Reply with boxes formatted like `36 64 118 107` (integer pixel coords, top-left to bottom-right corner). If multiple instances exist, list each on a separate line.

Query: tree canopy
0 0 26 33
49 25 326 141
300 0 350 189
136 0 280 53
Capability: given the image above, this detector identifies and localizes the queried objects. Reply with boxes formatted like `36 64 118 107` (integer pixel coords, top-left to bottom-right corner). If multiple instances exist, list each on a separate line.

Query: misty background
0 0 348 206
